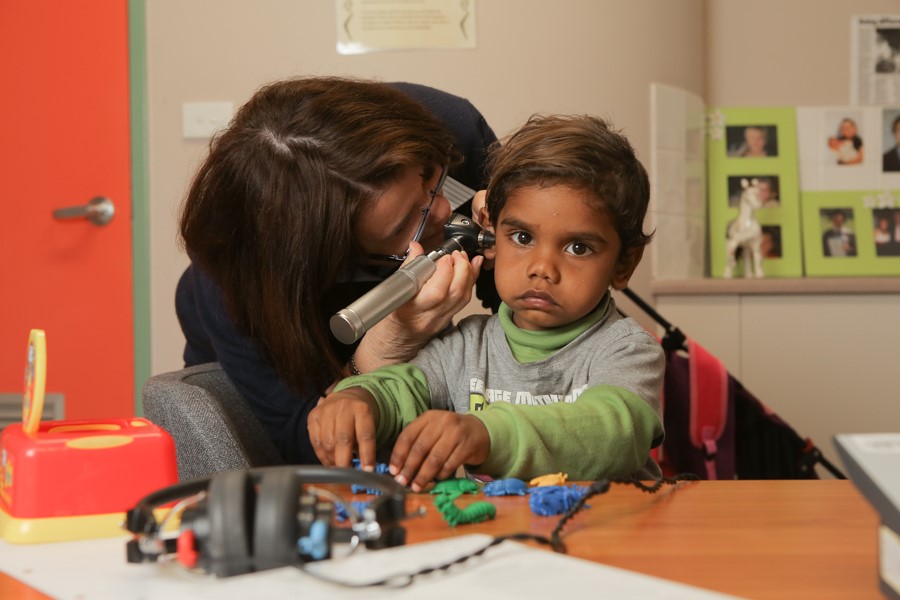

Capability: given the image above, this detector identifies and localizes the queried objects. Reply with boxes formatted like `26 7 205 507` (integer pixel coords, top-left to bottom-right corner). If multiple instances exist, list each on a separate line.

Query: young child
308 114 664 491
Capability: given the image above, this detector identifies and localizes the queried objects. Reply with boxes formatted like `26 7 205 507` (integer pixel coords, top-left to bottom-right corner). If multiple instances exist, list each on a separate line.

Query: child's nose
527 248 561 283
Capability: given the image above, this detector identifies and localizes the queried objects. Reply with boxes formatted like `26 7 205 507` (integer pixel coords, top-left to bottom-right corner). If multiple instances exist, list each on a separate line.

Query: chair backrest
142 363 284 480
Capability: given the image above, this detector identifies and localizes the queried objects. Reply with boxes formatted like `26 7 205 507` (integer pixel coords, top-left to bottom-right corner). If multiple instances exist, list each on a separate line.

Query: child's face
491 183 637 331
745 128 766 153
839 120 857 137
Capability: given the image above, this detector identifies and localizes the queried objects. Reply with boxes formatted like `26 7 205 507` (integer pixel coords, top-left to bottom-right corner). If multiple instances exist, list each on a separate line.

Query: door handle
53 196 115 226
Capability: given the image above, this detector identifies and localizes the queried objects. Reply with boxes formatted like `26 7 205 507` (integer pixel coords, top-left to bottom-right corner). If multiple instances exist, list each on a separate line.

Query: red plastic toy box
0 418 178 543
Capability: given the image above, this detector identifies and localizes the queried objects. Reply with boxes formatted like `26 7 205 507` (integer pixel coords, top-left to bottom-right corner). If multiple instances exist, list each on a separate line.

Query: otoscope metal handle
330 255 437 345
329 213 494 345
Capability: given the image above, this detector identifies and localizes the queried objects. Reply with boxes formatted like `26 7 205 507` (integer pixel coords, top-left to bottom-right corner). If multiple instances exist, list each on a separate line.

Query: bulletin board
706 107 803 278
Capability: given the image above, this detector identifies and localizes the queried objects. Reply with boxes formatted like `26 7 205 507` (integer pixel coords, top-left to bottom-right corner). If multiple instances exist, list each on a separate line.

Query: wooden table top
0 479 881 599
402 479 880 599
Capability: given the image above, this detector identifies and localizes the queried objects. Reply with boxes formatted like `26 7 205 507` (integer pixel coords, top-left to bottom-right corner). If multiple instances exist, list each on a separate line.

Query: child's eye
510 231 533 246
565 241 594 256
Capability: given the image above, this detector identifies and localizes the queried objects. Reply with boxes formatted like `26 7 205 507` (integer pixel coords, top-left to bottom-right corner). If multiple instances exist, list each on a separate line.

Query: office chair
142 362 284 480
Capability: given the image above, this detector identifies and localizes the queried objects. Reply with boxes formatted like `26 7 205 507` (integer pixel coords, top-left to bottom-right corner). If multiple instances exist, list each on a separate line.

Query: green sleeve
332 364 432 446
470 384 662 480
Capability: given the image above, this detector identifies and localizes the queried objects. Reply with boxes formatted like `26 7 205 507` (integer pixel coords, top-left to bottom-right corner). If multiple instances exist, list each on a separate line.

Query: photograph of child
821 208 857 257
728 175 780 208
726 125 778 158
826 114 864 166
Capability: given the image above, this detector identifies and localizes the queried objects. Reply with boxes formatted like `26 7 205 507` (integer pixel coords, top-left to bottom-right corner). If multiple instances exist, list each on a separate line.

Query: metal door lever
53 196 115 226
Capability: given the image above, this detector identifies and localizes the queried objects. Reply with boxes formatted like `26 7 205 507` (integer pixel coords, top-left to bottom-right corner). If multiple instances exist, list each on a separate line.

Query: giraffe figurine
724 178 765 278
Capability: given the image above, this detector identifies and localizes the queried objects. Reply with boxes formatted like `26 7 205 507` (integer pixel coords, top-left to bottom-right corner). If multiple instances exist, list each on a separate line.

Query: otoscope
330 213 495 345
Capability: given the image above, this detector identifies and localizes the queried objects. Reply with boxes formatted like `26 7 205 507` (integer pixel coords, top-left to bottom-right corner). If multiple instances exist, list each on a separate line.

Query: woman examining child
176 76 499 465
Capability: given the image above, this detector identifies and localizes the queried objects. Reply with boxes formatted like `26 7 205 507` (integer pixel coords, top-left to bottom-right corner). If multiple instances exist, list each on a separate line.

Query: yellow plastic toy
529 472 568 487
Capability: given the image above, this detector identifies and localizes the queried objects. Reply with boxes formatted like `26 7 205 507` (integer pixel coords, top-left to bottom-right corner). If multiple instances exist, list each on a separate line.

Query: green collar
498 292 611 363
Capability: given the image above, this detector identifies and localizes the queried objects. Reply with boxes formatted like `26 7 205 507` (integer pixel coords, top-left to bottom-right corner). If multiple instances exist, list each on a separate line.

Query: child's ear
482 232 497 262
472 194 498 262
611 245 644 290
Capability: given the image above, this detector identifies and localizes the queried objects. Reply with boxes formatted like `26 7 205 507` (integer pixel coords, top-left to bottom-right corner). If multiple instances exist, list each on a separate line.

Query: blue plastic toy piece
334 500 371 523
483 478 529 496
350 459 391 494
334 500 372 522
528 484 590 516
298 519 329 560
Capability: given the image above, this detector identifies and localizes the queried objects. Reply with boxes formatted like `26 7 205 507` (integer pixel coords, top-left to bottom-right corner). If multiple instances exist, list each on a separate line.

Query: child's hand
307 388 379 470
389 411 490 492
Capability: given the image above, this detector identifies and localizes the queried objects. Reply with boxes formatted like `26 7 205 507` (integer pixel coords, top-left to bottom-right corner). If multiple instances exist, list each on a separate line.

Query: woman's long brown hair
179 76 454 395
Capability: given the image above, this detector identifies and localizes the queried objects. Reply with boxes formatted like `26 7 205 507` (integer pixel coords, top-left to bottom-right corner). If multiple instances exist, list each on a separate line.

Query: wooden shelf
651 277 900 296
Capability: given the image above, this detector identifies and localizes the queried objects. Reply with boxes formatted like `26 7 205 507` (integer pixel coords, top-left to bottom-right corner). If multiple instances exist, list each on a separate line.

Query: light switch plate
182 101 234 139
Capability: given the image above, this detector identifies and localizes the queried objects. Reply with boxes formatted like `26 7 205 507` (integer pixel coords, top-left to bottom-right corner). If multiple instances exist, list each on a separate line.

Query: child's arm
471 384 662 481
470 330 665 481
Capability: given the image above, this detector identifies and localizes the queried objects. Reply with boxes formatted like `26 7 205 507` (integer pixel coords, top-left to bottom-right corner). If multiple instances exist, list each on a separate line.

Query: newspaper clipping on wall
852 14 900 105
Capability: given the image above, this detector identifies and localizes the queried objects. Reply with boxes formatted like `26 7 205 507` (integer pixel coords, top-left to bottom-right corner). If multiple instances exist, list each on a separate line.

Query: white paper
649 83 707 279
0 533 743 599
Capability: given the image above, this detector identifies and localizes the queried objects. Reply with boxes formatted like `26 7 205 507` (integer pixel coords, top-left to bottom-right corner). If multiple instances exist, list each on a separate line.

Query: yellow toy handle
23 328 47 435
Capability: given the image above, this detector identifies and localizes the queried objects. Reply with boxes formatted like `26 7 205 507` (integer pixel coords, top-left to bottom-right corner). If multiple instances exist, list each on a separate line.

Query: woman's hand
388 410 490 492
308 387 379 470
355 246 482 368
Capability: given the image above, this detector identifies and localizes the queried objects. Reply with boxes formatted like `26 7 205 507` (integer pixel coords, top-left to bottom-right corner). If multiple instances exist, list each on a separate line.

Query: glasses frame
365 161 450 264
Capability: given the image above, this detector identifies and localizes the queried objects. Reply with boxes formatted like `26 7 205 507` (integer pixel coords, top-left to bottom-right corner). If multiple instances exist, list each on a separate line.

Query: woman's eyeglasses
366 162 449 264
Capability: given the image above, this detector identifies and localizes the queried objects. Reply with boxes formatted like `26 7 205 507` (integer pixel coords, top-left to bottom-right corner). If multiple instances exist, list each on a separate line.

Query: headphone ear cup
207 469 256 577
253 467 303 571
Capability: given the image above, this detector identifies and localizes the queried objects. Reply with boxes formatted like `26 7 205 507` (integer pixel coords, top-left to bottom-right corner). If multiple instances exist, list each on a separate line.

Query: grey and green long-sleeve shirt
334 294 664 481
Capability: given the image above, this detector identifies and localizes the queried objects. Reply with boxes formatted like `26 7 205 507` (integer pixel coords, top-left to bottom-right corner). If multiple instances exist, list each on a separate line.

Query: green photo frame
801 190 900 276
707 107 803 278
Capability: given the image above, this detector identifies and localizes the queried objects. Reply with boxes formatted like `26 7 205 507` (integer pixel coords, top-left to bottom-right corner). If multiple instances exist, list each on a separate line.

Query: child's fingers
354 410 378 471
408 445 461 491
389 418 431 488
331 408 358 468
307 408 334 466
394 413 489 491
433 444 470 482
330 397 379 468
393 418 465 492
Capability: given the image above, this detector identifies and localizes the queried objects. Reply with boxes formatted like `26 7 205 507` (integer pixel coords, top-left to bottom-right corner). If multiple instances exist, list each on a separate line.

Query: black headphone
124 466 408 578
